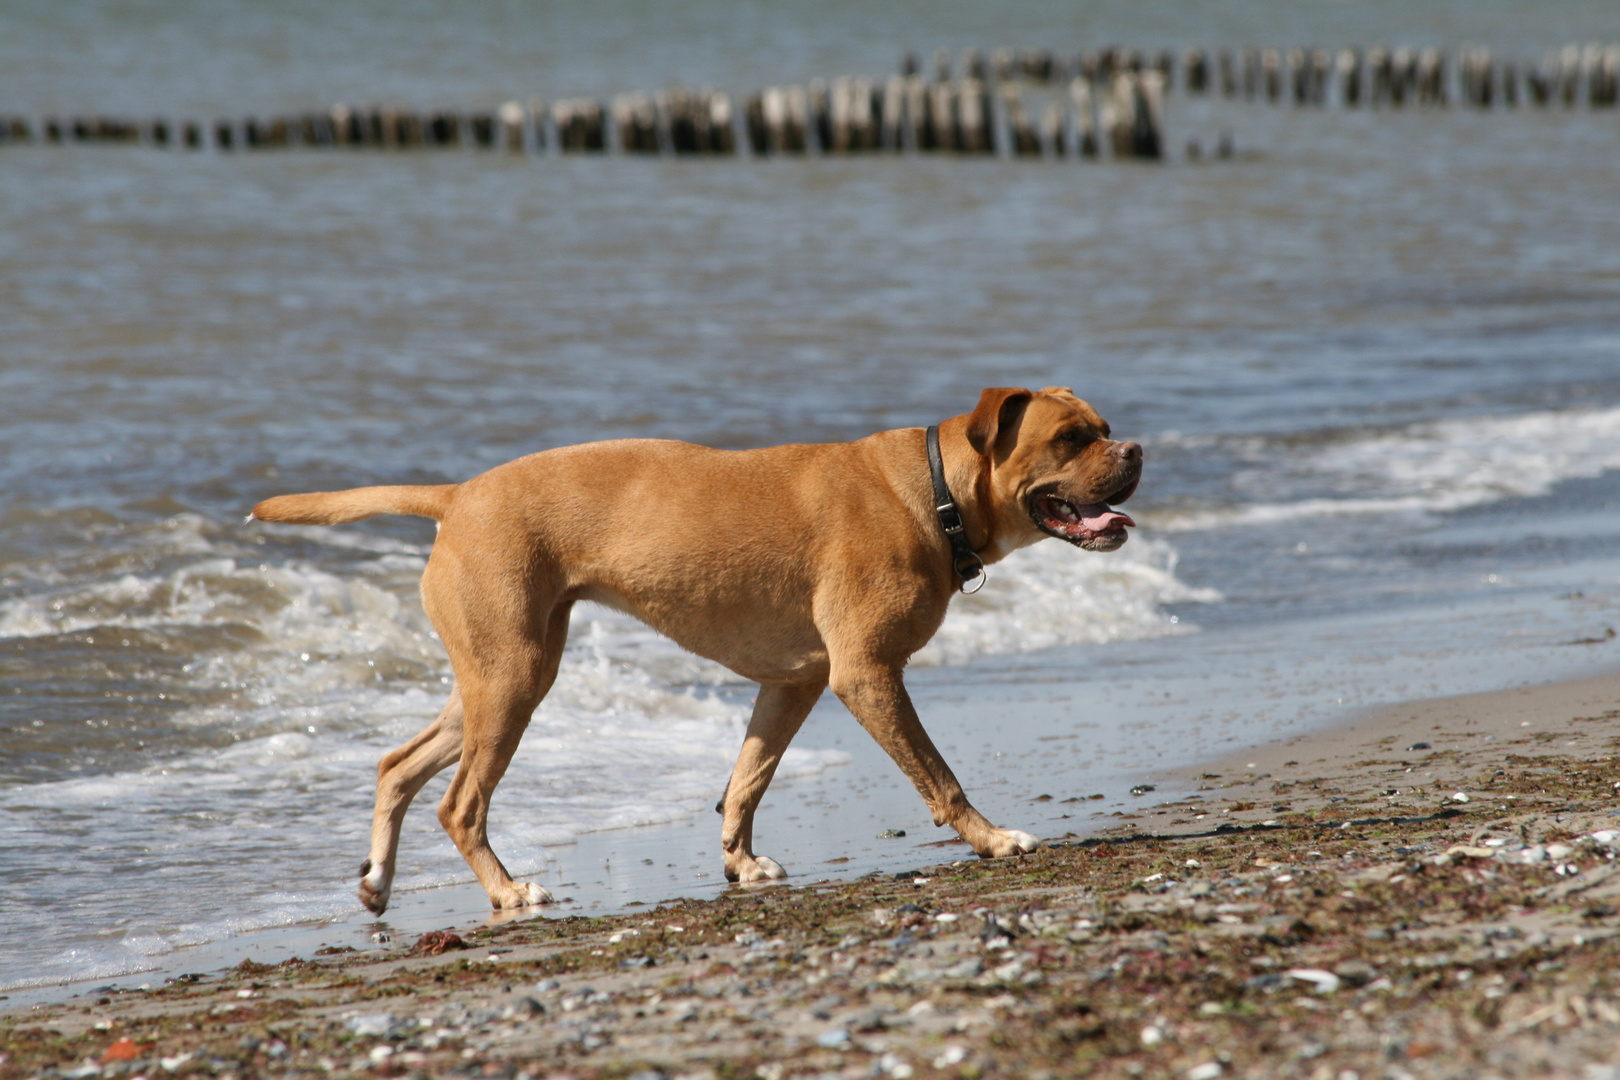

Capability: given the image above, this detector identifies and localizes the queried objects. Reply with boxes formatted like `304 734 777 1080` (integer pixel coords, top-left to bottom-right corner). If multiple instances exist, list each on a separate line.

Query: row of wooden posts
0 71 1172 160
919 42 1620 109
3 40 1612 161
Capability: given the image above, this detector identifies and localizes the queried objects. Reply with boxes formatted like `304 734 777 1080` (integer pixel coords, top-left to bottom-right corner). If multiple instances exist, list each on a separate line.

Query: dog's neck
935 418 1004 563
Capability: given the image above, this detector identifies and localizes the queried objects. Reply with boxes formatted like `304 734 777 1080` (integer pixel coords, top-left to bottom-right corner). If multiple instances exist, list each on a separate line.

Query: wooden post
1105 71 1161 160
1039 99 1062 157
828 77 870 152
710 93 736 154
1337 48 1362 106
1184 48 1209 94
1068 77 1097 158
616 93 659 154
1527 54 1553 106
377 110 400 149
1594 46 1620 107
1261 49 1281 102
426 111 459 147
926 80 954 151
808 79 830 152
1001 84 1039 155
1390 48 1416 106
1309 49 1332 104
743 92 766 155
957 79 991 153
1415 48 1444 106
1460 47 1492 107
214 119 236 151
880 75 905 151
755 87 808 154
1288 47 1307 104
1559 45 1581 106
497 101 526 152
1368 47 1392 105
903 75 928 152
551 100 604 152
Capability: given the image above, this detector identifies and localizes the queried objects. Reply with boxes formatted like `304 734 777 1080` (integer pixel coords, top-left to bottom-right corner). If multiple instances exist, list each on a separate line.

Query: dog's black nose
1113 441 1143 463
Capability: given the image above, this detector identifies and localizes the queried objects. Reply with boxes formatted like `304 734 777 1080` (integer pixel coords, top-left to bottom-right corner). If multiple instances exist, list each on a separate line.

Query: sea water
2 0 1619 994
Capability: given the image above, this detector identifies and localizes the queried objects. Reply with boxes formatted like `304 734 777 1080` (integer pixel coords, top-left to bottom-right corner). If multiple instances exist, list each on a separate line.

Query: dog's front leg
719 681 825 883
830 662 1039 859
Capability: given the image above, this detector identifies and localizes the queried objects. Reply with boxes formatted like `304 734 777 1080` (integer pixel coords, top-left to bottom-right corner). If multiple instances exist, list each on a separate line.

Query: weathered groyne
0 73 1169 161
1 42 1612 162
922 41 1619 109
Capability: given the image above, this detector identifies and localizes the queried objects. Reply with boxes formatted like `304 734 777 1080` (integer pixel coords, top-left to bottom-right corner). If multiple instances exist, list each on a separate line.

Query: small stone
1130 784 1156 796
1451 792 1470 803
345 1013 396 1038
1409 742 1431 751
1187 1062 1223 1080
1285 968 1342 994
816 1028 851 1049
1333 961 1377 986
878 829 907 839
1140 1025 1164 1047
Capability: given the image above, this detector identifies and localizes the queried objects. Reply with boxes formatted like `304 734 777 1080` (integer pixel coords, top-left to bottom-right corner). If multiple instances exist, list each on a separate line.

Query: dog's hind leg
720 680 825 883
358 686 465 914
435 600 573 910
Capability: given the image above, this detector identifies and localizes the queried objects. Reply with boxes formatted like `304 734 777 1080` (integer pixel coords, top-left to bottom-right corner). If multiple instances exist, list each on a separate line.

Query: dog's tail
251 485 457 526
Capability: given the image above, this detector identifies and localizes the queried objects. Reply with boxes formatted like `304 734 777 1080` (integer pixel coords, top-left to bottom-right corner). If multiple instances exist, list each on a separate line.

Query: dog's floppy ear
965 387 1034 460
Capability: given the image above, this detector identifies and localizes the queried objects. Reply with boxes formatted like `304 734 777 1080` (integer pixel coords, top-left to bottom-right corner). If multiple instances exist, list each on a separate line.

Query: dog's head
967 386 1142 553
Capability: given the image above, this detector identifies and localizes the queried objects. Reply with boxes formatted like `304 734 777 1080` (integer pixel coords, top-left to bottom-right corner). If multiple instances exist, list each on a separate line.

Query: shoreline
5 667 1618 1077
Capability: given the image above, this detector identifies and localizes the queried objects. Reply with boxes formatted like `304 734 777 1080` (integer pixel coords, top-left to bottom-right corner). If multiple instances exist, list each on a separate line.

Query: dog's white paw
980 828 1041 858
491 881 554 909
729 854 789 883
358 859 392 914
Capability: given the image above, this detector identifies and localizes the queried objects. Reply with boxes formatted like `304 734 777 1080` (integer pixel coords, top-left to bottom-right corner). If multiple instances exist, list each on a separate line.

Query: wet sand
4 669 1619 1079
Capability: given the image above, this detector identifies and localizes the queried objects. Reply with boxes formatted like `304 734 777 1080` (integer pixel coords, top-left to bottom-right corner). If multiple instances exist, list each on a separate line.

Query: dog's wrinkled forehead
1033 386 1110 436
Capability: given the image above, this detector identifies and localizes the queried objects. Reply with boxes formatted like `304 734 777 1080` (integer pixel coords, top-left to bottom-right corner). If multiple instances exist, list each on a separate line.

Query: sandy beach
6 668 1617 1080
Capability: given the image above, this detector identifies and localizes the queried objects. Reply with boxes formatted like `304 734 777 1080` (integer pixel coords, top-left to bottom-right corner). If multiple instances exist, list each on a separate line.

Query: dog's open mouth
1032 494 1135 550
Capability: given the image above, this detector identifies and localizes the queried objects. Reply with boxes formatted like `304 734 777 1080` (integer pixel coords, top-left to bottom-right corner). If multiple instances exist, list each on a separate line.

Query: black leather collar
926 425 986 592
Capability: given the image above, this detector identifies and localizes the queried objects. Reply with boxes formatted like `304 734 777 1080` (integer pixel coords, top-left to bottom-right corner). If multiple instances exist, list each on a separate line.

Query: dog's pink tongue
1077 505 1135 532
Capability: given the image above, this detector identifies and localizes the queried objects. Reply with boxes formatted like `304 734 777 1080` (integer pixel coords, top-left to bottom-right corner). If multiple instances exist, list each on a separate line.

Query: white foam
917 536 1220 666
1149 404 1620 532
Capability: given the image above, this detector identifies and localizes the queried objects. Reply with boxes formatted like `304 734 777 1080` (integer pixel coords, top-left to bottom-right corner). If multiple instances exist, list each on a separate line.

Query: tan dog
252 387 1141 914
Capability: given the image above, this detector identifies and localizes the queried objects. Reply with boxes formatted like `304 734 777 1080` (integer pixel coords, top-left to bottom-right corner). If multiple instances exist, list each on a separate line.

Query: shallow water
2 0 1619 994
